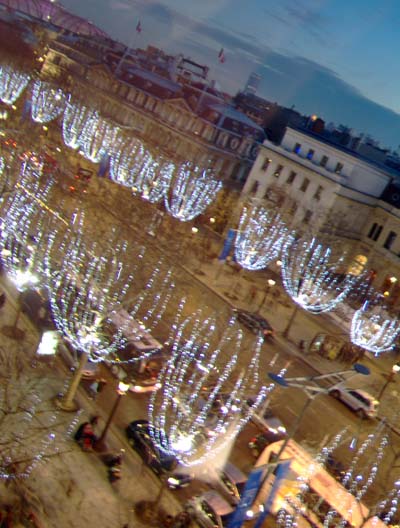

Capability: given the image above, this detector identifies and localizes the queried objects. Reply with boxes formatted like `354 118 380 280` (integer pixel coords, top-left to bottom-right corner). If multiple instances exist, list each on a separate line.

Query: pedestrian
0 291 6 309
0 505 12 528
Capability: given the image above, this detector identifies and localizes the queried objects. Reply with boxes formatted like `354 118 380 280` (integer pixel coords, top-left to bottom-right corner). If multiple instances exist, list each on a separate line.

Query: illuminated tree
149 312 271 467
165 162 222 222
44 215 133 410
234 201 289 271
350 302 400 356
30 80 66 123
0 64 30 105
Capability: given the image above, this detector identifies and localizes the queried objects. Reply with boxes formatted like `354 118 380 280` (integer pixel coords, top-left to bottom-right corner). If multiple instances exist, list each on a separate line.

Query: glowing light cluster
0 64 30 105
80 112 119 163
44 216 132 362
165 162 222 222
281 237 359 313
31 80 67 123
136 152 174 203
109 138 146 187
149 312 269 466
62 101 94 149
234 203 289 270
0 155 55 287
350 302 400 355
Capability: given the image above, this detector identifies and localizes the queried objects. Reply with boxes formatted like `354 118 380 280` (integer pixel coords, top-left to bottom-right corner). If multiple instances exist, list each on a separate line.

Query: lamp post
94 381 130 452
248 363 370 526
378 363 400 400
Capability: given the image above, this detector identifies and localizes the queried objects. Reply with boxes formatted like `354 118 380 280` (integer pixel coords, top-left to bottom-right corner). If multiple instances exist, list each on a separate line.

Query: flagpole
115 20 142 76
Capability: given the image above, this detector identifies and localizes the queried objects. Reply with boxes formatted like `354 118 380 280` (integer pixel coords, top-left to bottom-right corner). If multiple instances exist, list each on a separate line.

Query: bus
252 438 386 528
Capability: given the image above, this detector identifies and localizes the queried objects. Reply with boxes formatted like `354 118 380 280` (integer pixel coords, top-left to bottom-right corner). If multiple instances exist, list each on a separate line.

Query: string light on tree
281 236 360 314
234 203 289 270
79 112 120 163
62 101 95 150
0 65 30 105
109 138 146 187
44 215 134 410
137 153 174 204
149 312 271 466
350 302 400 355
164 162 222 222
0 155 55 288
31 80 67 123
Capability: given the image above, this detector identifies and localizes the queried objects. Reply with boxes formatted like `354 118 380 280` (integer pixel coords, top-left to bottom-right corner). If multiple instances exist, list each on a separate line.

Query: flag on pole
136 20 142 33
218 48 225 63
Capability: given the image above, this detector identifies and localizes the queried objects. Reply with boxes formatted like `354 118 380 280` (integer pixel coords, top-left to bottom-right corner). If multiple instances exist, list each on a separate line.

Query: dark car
125 420 192 489
234 310 274 339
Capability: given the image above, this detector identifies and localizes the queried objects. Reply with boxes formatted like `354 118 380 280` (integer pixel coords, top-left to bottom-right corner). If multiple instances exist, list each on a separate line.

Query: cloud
109 1 132 10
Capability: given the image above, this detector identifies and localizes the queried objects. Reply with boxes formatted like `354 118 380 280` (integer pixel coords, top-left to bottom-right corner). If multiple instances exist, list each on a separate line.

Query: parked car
185 491 235 528
245 398 287 433
125 420 192 488
213 462 247 505
329 386 379 419
234 309 274 339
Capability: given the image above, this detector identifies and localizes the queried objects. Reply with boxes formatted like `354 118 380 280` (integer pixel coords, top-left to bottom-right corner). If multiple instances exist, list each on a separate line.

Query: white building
242 126 400 306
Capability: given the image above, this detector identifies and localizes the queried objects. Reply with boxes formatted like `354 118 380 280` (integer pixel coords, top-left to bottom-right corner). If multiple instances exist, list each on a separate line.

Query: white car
329 386 379 419
185 491 235 528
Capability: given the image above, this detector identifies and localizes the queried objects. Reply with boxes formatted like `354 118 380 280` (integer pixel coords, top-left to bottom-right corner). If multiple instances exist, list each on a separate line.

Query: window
320 155 329 167
250 181 259 194
384 231 397 250
314 185 323 201
261 157 271 171
372 225 383 241
274 164 283 177
287 171 297 184
335 162 344 174
293 143 301 154
304 210 313 224
368 223 378 239
306 149 314 160
300 177 310 192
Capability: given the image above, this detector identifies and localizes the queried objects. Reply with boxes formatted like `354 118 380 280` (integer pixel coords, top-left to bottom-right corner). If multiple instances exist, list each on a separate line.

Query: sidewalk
0 277 183 528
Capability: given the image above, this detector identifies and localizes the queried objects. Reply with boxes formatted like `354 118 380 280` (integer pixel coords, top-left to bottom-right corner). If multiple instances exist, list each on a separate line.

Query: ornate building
39 33 264 187
243 125 400 306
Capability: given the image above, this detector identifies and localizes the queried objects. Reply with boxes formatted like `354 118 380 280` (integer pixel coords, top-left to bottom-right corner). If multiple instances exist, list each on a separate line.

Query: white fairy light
109 138 145 187
44 216 132 362
281 236 360 313
80 112 119 162
31 80 67 123
149 312 270 466
164 162 222 222
62 101 94 149
350 302 400 355
137 153 173 203
234 203 289 271
0 64 30 105
0 155 57 287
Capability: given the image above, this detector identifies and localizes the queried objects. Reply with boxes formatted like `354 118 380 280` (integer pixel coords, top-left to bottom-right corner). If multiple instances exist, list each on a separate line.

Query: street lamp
248 364 370 525
94 381 130 452
378 363 400 400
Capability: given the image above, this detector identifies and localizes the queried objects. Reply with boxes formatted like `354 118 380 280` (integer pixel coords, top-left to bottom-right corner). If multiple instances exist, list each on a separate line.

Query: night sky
59 0 400 149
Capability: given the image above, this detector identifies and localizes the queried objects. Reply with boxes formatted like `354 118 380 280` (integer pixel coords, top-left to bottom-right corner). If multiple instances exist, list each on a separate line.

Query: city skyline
59 0 400 149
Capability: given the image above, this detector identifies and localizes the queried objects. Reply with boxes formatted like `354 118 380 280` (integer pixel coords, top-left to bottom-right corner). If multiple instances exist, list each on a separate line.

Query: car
245 398 287 436
329 386 379 419
234 309 274 339
185 491 235 528
125 420 192 489
248 429 287 458
129 377 162 394
212 462 247 506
